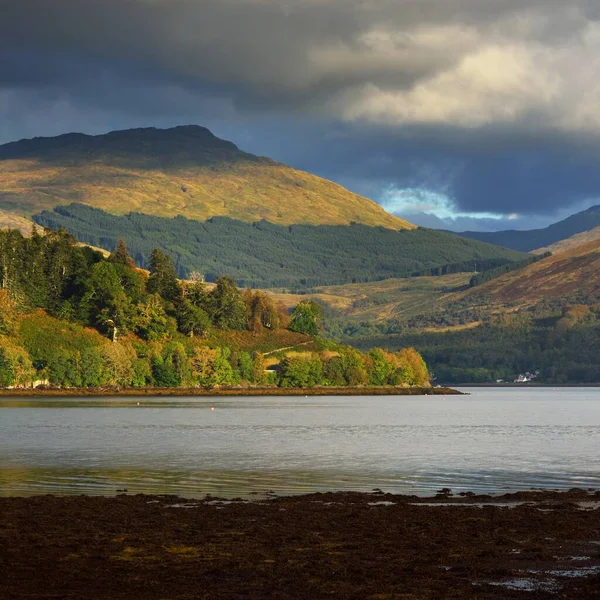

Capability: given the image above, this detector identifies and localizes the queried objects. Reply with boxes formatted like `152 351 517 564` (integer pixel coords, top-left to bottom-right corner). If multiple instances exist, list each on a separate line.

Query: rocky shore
2 489 599 599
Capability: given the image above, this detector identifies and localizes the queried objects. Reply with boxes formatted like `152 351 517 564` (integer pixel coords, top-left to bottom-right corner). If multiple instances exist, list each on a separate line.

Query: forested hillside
351 307 600 384
0 228 429 390
33 204 525 287
0 125 411 230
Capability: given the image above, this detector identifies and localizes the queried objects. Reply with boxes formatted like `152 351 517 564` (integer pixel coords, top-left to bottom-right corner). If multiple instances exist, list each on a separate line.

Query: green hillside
33 203 526 288
0 227 430 390
0 125 412 230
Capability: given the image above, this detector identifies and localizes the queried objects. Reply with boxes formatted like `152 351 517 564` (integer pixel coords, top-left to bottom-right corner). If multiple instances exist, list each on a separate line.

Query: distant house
514 370 539 383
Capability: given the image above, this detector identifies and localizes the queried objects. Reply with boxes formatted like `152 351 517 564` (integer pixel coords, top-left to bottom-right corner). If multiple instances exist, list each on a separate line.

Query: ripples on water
1 388 599 497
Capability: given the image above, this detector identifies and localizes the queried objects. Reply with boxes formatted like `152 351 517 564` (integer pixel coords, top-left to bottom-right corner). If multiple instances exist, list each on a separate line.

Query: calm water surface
1 388 599 497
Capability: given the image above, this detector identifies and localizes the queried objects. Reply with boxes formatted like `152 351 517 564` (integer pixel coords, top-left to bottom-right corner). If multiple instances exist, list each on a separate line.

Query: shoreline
2 489 599 599
455 382 600 387
0 385 461 397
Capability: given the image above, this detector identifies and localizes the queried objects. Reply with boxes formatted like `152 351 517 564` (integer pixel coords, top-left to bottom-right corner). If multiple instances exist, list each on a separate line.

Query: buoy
210 406 215 411
136 401 140 406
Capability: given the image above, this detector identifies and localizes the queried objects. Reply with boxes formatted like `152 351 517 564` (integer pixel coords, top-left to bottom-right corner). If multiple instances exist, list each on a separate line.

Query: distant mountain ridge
457 205 600 252
534 225 600 255
0 125 412 230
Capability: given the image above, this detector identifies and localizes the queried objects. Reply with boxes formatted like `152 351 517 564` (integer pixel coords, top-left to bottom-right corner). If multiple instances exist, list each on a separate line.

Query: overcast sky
2 0 600 231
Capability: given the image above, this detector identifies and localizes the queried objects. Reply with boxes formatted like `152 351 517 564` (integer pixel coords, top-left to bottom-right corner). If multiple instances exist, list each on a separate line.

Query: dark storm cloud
2 0 600 227
2 0 589 107
0 0 466 109
258 123 600 219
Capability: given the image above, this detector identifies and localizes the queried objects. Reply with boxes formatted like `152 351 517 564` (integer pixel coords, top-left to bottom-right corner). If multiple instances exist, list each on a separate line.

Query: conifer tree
147 249 182 303
175 297 211 337
209 277 248 330
109 239 135 268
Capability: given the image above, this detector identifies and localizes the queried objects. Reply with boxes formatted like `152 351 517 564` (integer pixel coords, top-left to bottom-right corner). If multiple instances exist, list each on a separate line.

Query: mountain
0 125 412 230
457 205 600 252
1 125 527 288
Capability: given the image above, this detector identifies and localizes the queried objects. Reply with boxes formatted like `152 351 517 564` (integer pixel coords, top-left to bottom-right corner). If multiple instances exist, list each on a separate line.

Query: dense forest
33 204 525 288
349 305 600 384
0 228 429 390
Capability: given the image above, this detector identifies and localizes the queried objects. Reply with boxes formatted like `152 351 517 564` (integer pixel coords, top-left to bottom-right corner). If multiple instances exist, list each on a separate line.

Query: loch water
1 387 599 497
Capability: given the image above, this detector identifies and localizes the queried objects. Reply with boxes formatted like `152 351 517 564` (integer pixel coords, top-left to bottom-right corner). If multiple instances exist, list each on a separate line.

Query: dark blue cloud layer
1 0 600 231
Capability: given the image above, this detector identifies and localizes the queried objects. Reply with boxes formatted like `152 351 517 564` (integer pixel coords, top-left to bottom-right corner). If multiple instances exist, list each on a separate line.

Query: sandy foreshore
0 386 461 397
2 489 599 599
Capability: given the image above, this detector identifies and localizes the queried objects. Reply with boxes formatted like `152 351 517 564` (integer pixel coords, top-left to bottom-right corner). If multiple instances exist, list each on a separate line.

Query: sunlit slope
0 209 34 235
464 239 600 307
0 125 413 230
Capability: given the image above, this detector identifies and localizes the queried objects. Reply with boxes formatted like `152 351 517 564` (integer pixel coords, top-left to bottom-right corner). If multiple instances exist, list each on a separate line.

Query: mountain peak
0 126 413 230
0 125 241 160
580 204 600 216
102 124 229 142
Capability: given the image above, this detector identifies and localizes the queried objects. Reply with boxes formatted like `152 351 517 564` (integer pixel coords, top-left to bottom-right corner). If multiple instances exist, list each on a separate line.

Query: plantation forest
33 204 525 288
